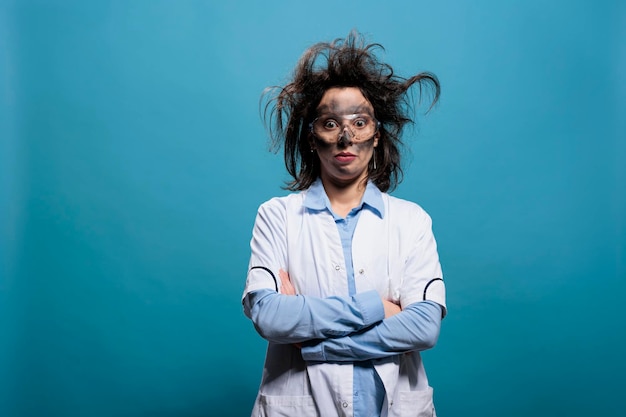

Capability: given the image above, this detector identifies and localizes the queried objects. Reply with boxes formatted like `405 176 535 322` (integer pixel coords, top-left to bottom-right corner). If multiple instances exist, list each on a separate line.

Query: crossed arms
243 269 442 362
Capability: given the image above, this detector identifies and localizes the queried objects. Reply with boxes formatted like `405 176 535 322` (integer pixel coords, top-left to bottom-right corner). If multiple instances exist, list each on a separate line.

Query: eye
352 116 372 129
353 118 367 129
322 119 339 130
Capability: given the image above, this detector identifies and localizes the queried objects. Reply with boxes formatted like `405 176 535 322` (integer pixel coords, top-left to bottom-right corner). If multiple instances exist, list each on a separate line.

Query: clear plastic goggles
310 113 379 142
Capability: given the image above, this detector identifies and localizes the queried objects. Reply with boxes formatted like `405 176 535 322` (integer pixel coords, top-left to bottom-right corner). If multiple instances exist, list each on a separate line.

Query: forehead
316 87 374 115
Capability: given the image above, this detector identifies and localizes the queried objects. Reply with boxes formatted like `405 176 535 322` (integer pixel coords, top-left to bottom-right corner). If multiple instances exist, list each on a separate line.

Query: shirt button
335 265 341 271
342 402 349 408
358 268 364 274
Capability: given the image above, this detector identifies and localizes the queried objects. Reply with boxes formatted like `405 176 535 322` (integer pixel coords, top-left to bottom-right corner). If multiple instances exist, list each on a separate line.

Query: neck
320 174 368 218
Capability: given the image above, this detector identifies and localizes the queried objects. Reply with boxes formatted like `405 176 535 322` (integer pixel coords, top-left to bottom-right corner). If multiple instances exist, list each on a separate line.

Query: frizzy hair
261 30 440 192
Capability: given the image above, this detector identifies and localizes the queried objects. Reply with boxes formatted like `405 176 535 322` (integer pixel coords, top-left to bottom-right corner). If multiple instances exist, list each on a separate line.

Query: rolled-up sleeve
301 300 442 362
243 288 384 344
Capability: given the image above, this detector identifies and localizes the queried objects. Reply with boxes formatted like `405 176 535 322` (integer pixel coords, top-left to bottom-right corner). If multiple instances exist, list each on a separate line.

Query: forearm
301 300 442 362
243 288 385 344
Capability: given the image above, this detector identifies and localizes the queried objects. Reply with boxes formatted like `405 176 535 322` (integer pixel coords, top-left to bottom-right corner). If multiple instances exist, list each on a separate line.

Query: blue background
1 1 624 416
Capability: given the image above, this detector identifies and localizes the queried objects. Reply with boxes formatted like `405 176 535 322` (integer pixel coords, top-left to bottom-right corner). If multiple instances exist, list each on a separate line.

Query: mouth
335 152 357 163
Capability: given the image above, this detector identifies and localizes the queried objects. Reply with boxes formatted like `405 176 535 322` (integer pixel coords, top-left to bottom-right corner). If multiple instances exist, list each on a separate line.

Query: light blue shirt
303 179 386 416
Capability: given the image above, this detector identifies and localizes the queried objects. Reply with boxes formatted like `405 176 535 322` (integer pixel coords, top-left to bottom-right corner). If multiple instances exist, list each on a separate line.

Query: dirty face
310 87 379 187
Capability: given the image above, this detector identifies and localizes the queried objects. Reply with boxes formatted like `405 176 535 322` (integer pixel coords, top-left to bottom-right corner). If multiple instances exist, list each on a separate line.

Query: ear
308 133 317 151
373 131 380 148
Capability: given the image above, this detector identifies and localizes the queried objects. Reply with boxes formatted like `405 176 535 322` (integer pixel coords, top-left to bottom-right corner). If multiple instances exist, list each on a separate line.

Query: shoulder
382 194 434 237
256 192 306 216
383 194 437 243
384 194 432 222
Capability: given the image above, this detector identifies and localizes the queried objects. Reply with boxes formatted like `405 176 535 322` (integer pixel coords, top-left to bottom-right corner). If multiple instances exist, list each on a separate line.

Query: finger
279 269 296 295
279 269 290 287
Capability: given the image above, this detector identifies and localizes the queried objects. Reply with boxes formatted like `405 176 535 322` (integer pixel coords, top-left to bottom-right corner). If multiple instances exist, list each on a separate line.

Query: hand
382 299 401 318
279 269 296 296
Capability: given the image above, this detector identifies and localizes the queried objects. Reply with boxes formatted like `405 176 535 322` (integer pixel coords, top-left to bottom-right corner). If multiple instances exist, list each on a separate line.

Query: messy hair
262 30 440 192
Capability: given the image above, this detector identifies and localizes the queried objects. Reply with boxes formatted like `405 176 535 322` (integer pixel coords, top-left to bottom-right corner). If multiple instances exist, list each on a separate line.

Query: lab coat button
335 265 340 271
358 268 364 274
342 401 349 408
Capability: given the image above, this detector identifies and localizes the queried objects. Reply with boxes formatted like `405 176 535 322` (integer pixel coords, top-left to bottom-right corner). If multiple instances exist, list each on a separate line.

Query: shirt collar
303 178 385 219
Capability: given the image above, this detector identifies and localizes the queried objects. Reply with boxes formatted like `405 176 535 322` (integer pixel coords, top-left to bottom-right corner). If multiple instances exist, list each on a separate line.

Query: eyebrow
316 104 374 117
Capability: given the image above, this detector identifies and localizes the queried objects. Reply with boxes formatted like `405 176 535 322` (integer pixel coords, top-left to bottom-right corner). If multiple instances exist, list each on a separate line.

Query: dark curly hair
262 30 440 192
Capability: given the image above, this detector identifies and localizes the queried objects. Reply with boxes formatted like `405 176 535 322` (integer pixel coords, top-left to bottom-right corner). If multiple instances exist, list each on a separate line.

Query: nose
338 127 353 147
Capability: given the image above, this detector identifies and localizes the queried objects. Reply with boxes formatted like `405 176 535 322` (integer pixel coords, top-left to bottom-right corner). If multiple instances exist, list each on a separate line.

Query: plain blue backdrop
1 1 625 416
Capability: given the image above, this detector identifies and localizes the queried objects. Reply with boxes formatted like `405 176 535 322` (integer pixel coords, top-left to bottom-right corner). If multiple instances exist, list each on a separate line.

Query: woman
242 31 447 417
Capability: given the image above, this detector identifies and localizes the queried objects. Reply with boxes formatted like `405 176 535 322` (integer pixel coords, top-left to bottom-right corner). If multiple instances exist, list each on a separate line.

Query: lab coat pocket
257 394 317 417
389 387 435 417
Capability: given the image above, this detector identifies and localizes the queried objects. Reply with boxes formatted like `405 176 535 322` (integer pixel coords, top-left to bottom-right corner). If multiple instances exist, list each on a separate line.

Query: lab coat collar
303 178 385 219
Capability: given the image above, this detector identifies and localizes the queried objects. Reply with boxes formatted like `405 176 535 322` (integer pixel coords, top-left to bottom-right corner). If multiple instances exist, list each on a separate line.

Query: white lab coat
243 188 446 417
